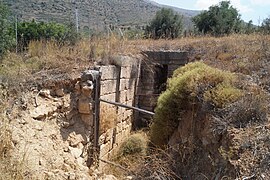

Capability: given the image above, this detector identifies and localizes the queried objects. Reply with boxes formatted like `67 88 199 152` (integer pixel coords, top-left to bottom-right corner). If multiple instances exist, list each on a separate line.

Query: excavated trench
4 52 270 179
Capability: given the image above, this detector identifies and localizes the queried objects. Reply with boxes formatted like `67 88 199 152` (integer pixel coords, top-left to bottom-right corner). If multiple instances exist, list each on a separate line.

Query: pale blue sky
152 0 270 25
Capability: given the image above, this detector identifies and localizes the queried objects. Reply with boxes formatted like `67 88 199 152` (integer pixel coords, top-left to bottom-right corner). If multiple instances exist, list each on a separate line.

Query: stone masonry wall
98 57 140 169
69 53 187 169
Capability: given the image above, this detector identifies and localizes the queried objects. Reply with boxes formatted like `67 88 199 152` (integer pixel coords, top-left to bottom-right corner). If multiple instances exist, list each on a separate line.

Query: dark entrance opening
154 64 168 95
135 51 188 129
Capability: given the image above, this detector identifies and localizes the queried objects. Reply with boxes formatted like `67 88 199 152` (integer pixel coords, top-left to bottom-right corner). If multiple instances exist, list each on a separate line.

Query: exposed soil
168 106 270 179
3 75 98 179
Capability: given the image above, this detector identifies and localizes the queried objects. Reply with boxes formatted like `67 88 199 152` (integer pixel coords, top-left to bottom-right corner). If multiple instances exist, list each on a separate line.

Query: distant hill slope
3 0 200 31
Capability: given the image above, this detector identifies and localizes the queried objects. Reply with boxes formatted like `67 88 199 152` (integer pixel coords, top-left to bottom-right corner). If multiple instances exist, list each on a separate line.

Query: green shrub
119 133 147 156
204 83 243 108
17 20 79 49
150 62 243 147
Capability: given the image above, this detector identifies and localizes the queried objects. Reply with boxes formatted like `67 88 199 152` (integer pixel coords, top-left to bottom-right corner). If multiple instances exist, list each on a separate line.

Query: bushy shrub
119 133 148 156
17 20 79 49
150 62 243 146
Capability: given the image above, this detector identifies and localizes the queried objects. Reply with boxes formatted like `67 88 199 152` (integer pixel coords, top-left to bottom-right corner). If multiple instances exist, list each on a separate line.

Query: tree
245 20 255 34
0 2 14 59
261 17 270 34
17 20 79 49
192 1 242 35
145 8 183 39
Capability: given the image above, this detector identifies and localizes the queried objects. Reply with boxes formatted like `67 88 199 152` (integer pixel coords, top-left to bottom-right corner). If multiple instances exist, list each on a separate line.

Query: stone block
124 100 132 107
116 122 123 134
119 79 128 91
119 90 127 103
120 66 133 79
100 66 118 80
126 89 135 101
100 142 111 158
113 56 138 67
115 132 125 144
99 133 106 145
78 98 92 114
80 114 94 127
100 80 117 96
100 93 116 102
116 115 123 123
128 79 136 91
81 84 93 97
168 51 188 61
105 128 114 143
124 110 133 120
122 121 127 130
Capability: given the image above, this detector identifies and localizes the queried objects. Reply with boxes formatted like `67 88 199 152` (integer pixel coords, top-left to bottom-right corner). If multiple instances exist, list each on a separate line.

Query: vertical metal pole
15 15 18 54
75 8 79 33
94 71 101 152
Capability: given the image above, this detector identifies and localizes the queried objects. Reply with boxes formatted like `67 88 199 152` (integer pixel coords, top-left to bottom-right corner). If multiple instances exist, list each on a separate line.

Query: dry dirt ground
7 89 94 179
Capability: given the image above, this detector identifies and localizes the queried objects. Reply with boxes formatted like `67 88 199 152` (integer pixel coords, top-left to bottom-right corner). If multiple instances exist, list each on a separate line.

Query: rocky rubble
7 78 95 179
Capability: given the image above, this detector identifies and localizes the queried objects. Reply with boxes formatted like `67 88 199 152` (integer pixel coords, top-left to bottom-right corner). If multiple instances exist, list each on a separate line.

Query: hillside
3 0 200 31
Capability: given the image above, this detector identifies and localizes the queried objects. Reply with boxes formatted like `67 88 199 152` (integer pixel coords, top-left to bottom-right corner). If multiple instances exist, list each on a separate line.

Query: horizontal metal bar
100 98 155 116
136 94 160 96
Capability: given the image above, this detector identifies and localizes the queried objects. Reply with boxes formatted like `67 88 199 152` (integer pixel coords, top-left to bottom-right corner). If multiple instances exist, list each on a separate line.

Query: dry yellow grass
1 34 269 83
103 132 149 178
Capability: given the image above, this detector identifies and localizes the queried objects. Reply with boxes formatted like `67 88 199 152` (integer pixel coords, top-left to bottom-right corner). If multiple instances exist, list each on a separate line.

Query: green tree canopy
145 8 183 39
0 2 14 59
260 17 270 34
192 1 242 35
18 20 79 48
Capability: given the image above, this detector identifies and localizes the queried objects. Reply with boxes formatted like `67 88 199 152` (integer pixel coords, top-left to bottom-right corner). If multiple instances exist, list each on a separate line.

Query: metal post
93 70 101 151
75 8 79 33
15 15 18 53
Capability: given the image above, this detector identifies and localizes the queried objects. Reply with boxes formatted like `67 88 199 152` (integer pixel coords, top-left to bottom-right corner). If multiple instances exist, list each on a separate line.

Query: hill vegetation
2 0 199 33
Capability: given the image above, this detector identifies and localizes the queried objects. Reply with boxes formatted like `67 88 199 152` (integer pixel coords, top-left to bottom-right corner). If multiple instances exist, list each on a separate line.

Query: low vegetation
145 8 183 39
151 62 268 146
151 62 241 146
118 133 148 156
17 21 79 49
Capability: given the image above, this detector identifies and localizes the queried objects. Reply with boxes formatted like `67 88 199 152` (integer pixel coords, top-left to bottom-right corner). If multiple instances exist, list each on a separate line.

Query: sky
152 0 270 25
